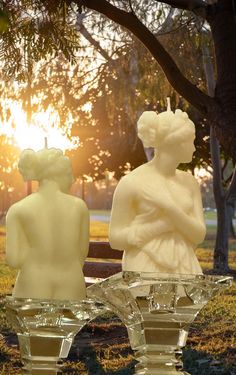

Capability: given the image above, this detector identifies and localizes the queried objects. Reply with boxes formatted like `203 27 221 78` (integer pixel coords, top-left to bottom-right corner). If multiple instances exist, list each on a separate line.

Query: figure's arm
164 177 206 245
78 200 90 263
167 196 205 245
110 177 175 250
109 177 137 251
144 176 206 245
131 217 174 248
5 205 28 268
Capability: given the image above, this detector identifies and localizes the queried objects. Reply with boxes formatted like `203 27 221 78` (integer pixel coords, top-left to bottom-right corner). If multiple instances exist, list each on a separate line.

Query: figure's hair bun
18 149 39 181
137 109 195 149
18 148 73 182
137 111 159 147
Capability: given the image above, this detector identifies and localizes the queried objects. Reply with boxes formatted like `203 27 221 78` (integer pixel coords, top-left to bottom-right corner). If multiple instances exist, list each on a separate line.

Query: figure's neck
38 179 60 194
150 150 178 177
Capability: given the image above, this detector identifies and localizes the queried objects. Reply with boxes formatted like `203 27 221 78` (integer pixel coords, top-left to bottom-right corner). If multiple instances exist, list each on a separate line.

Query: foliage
0 137 24 213
0 0 214 182
0 1 235 173
0 0 80 79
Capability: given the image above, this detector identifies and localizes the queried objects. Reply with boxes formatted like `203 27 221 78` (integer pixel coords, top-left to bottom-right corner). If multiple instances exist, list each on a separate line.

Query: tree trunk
205 0 236 158
213 194 229 272
210 125 230 272
202 38 230 272
228 202 236 238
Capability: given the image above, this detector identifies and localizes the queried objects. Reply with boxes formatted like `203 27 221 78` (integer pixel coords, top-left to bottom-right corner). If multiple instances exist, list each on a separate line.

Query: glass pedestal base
87 271 232 375
134 348 189 375
5 297 107 374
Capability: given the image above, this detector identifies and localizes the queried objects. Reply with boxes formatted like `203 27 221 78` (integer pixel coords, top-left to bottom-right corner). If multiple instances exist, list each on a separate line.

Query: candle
109 108 206 274
5 148 89 300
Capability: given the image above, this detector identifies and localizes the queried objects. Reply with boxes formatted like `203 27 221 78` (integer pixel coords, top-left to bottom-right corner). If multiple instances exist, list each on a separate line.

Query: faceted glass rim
4 295 105 308
109 271 233 286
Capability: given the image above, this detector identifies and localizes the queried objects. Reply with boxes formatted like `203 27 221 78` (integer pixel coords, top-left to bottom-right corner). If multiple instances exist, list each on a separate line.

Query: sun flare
0 100 80 152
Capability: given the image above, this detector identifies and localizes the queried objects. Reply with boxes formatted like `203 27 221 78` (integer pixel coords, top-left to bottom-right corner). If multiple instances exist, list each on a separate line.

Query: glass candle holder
87 271 232 375
5 297 108 374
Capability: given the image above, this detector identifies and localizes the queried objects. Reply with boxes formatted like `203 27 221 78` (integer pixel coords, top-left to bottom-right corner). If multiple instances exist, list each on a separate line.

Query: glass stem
134 347 190 374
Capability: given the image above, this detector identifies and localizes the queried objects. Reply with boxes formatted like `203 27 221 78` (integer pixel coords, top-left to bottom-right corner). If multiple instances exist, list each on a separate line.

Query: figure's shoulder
118 164 148 184
177 170 200 188
6 200 25 221
6 203 18 217
68 195 89 212
6 194 35 217
113 164 148 200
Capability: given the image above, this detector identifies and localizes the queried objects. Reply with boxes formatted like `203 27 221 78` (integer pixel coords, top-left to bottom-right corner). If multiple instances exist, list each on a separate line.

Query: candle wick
44 137 48 149
167 97 171 111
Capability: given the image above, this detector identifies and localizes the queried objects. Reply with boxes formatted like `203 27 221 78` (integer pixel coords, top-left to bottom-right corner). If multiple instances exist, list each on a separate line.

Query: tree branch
154 0 208 17
79 0 216 115
76 14 111 61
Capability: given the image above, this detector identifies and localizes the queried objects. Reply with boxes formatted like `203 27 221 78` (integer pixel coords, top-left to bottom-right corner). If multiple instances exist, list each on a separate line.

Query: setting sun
0 100 80 151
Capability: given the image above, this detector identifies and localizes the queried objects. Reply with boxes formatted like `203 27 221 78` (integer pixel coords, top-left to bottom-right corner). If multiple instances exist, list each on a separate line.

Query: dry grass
196 243 236 271
90 220 109 240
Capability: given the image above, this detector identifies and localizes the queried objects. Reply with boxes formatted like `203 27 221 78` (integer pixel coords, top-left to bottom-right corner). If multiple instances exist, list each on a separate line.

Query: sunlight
194 167 213 184
82 102 92 113
0 100 80 151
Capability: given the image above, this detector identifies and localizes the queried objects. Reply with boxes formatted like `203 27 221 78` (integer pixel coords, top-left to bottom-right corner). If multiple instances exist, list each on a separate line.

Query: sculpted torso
133 165 193 217
109 109 206 274
6 148 89 301
6 189 89 300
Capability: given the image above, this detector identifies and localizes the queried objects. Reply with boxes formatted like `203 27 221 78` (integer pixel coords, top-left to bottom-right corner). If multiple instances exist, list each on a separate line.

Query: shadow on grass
1 329 236 375
65 315 135 374
64 345 236 375
70 345 135 375
183 348 236 375
0 304 235 375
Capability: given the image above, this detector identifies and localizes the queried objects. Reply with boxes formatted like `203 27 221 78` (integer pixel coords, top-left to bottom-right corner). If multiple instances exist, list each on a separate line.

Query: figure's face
178 133 196 163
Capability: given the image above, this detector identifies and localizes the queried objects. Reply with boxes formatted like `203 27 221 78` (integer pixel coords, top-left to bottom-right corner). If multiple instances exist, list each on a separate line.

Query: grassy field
0 212 235 374
204 209 217 220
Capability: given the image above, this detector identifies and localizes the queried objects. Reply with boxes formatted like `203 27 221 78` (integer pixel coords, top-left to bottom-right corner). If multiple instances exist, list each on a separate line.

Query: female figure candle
6 148 89 300
109 108 206 274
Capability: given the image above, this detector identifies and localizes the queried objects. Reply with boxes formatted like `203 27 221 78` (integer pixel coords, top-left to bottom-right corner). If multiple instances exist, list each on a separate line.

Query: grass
90 221 109 240
0 214 235 374
196 245 236 271
204 209 217 221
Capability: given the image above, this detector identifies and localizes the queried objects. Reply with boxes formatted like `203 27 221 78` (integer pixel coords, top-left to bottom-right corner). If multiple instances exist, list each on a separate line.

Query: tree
0 2 212 165
75 0 236 162
1 0 235 157
0 1 212 188
0 136 24 213
202 39 236 273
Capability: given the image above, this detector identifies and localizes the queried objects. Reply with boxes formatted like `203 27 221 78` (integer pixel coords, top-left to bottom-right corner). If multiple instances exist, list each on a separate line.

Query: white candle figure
109 109 206 274
6 148 89 300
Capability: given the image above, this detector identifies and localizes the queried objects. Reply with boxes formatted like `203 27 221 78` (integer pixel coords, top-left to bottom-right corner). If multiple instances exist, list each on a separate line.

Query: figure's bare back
6 148 90 300
8 191 89 300
18 192 86 266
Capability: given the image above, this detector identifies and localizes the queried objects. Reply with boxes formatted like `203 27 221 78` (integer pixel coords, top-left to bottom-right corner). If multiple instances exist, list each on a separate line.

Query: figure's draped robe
122 183 202 275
